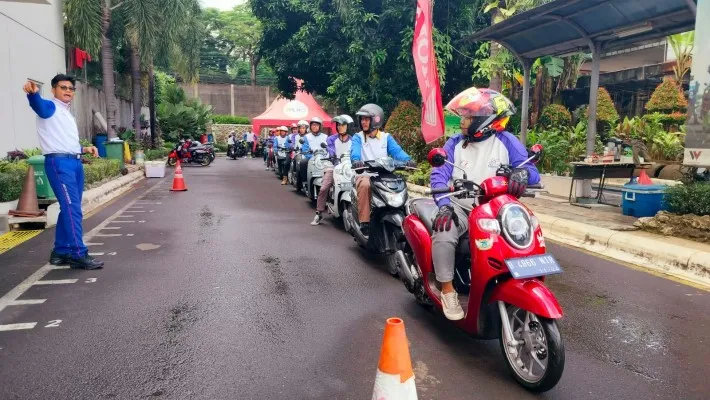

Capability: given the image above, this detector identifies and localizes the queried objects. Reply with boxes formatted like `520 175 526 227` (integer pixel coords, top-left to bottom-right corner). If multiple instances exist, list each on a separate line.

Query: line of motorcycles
167 140 216 167
228 139 267 160
264 142 566 393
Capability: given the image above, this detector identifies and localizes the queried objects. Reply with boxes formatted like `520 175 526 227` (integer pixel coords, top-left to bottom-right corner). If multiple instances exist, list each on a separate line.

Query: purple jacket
430 131 540 207
326 134 352 162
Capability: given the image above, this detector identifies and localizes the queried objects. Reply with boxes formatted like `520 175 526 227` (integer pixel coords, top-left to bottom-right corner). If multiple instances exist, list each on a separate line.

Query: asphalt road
0 157 708 400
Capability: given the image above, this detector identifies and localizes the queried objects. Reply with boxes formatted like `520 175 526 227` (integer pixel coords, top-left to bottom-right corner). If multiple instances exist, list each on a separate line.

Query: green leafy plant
538 104 572 128
386 101 445 162
586 87 619 136
213 115 251 125
83 159 122 188
646 79 688 114
144 148 169 161
665 183 710 216
651 131 684 161
157 84 214 142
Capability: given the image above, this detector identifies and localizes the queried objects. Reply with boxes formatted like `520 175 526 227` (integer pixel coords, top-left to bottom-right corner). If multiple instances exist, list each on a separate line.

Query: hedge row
213 115 250 125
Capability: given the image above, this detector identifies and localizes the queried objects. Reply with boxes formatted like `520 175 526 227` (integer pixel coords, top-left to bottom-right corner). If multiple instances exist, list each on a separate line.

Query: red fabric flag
72 48 92 69
412 0 445 143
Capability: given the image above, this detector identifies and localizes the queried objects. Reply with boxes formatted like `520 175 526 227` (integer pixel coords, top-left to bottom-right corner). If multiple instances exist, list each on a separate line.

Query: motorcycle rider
429 88 540 321
244 129 257 158
299 116 328 185
351 104 415 235
265 129 276 169
311 114 354 226
227 132 235 157
290 123 298 136
273 126 292 184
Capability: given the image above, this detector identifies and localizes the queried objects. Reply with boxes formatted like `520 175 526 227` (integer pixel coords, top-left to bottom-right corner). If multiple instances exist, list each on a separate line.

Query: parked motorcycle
303 143 331 202
325 152 353 220
167 142 212 167
343 157 414 275
395 145 564 392
231 140 247 159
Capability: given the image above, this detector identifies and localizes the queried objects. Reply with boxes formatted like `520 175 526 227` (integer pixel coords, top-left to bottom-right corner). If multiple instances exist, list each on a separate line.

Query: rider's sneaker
441 291 464 321
281 177 288 185
311 213 323 226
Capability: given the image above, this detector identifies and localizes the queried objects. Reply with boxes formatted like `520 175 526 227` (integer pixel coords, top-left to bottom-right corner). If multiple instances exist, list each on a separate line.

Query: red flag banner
412 0 445 143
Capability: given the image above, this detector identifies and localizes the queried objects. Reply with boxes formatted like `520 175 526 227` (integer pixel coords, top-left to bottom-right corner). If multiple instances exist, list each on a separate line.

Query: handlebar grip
425 186 452 195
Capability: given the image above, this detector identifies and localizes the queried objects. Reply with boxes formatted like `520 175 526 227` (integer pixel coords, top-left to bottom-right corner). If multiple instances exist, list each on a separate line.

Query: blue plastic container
207 133 214 143
621 184 667 217
94 133 108 158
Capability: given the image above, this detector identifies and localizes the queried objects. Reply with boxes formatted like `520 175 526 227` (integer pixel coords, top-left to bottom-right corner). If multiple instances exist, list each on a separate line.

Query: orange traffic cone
372 318 418 400
637 170 653 185
9 166 45 217
170 160 188 191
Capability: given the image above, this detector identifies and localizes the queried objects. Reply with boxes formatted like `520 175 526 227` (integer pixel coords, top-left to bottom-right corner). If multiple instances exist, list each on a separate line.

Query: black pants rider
277 157 290 178
299 158 309 186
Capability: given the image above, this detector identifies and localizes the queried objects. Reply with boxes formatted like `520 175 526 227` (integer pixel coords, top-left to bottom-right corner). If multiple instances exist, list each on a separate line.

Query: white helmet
277 125 288 132
310 117 323 126
297 120 309 127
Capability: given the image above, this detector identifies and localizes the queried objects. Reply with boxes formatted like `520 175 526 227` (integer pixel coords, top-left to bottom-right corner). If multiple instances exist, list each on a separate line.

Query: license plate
505 254 562 279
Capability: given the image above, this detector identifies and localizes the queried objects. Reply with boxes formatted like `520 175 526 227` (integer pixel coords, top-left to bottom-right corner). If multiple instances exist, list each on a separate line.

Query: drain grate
0 230 44 255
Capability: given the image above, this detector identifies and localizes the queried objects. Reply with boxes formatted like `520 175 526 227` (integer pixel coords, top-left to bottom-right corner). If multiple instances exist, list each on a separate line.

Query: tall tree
221 4 264 86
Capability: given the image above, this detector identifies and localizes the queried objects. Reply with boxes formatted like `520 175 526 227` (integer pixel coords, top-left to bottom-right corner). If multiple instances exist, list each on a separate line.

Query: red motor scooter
396 145 565 392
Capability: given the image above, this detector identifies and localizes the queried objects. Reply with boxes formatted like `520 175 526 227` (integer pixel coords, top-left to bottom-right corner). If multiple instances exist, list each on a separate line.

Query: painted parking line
94 234 123 237
0 181 162 314
8 299 46 306
109 220 135 223
101 227 121 230
0 323 37 332
34 279 78 285
115 215 134 218
88 252 116 256
51 266 70 270
85 242 104 246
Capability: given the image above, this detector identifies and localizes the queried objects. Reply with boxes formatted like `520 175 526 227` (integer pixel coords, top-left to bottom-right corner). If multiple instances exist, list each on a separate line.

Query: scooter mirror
529 144 544 163
427 148 447 167
320 142 327 149
299 138 305 144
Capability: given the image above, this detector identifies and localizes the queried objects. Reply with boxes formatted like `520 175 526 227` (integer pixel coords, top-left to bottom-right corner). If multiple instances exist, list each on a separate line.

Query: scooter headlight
380 190 407 208
499 204 533 249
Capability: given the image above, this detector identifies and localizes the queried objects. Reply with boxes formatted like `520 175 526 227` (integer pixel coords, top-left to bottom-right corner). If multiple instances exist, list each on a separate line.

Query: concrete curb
406 182 710 287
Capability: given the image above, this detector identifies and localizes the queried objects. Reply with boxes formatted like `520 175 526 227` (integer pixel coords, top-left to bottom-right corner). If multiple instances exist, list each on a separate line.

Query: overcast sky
201 0 245 10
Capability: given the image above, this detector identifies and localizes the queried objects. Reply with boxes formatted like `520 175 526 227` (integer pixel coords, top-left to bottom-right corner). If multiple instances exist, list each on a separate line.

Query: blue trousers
45 156 87 258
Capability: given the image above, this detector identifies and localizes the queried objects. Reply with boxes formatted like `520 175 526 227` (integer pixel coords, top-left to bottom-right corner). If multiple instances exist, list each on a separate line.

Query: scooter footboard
489 279 563 319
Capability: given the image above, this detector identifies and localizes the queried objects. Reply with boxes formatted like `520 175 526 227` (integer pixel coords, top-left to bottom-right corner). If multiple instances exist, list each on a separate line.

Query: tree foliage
252 0 488 113
646 78 688 113
157 84 213 141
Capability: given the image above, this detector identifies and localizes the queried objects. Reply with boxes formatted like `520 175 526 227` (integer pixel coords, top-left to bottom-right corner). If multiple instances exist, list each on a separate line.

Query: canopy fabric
468 0 697 61
252 88 332 134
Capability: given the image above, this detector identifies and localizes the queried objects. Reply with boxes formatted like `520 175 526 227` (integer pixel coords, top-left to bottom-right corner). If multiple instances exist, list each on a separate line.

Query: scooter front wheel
499 305 565 392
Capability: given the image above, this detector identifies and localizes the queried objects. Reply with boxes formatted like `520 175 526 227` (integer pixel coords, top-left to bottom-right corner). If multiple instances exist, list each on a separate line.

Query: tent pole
587 42 601 156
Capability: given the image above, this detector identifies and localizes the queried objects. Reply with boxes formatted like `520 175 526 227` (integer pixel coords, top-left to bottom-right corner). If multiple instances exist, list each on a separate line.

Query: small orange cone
371 318 418 400
637 170 653 185
10 166 45 217
170 160 188 191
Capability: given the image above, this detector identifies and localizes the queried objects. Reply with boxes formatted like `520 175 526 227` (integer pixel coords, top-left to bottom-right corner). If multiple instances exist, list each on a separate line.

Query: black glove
406 160 417 168
352 160 365 169
508 168 529 198
433 205 458 232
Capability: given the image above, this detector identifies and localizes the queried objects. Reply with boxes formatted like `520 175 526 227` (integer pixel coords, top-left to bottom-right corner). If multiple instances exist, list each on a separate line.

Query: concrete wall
0 0 65 155
180 83 277 118
71 82 149 141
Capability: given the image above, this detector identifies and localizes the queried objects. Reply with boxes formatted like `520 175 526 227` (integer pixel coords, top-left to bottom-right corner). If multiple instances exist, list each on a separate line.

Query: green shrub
538 104 572 128
0 162 26 202
665 183 710 216
215 142 228 152
386 101 445 162
586 88 619 136
83 159 122 188
163 141 176 150
144 148 169 161
646 79 688 113
213 115 250 125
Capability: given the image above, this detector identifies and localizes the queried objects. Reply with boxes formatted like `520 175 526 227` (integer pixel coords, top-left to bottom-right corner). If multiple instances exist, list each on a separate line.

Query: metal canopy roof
469 0 697 61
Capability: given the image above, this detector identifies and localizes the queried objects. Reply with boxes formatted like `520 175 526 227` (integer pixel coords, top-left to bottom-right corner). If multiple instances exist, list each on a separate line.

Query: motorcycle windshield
371 157 395 172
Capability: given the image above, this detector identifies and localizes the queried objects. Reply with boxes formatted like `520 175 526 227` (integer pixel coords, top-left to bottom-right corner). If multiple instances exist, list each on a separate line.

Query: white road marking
108 252 117 256
45 320 62 328
8 299 46 306
85 242 104 246
127 234 135 237
101 227 121 230
139 220 146 223
94 233 123 237
85 278 97 283
35 279 78 285
88 252 104 256
0 182 161 314
0 323 37 332
51 266 70 270
110 220 135 223
116 215 134 218
128 206 144 209
129 210 146 213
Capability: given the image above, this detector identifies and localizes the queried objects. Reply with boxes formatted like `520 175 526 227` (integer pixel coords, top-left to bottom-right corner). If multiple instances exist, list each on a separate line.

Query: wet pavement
0 157 708 399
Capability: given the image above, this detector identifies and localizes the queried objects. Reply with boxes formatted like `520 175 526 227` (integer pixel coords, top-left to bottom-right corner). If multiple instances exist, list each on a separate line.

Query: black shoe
69 255 104 270
360 222 370 236
49 251 70 266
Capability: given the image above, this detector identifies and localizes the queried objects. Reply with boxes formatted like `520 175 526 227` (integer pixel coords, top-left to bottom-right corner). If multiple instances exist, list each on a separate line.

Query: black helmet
356 104 385 132
333 114 355 135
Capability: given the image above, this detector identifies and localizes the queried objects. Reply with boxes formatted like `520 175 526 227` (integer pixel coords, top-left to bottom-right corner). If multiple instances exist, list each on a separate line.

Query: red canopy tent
252 86 332 135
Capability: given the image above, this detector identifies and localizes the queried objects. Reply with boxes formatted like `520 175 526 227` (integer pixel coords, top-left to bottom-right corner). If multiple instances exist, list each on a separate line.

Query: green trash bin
27 155 56 200
105 139 125 170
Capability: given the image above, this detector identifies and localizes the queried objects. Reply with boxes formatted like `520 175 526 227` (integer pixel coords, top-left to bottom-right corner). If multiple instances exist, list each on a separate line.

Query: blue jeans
45 156 87 258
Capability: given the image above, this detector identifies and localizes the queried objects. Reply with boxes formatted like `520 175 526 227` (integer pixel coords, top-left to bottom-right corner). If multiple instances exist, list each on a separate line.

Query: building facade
0 0 66 156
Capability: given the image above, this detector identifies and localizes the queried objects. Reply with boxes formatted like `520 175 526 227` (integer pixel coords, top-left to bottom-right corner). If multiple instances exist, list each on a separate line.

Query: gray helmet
356 104 385 132
333 114 355 135
310 117 323 126
297 120 309 127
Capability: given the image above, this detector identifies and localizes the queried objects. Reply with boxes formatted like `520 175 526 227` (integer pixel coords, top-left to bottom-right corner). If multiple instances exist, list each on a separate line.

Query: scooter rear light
478 218 501 234
531 215 540 231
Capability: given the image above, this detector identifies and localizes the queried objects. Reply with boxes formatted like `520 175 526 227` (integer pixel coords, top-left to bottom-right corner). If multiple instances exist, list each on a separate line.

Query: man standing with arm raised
24 75 104 270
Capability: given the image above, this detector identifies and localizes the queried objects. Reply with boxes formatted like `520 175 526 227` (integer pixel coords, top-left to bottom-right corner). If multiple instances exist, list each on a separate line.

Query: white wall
0 0 66 156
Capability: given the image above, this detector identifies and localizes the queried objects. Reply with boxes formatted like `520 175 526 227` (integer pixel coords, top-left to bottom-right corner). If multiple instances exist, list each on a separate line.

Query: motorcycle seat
409 198 438 234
